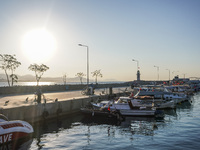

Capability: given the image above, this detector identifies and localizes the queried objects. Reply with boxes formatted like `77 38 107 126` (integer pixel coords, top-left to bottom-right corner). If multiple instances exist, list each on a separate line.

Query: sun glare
22 29 57 63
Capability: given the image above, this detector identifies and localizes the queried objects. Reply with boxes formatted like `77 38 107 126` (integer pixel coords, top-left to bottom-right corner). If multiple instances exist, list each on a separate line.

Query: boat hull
0 120 33 145
119 109 156 116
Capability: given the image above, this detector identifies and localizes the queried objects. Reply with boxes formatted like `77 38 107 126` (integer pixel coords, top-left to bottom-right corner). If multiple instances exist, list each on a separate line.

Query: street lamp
166 69 170 81
132 59 139 70
182 73 187 78
172 70 179 79
154 65 159 81
78 44 89 86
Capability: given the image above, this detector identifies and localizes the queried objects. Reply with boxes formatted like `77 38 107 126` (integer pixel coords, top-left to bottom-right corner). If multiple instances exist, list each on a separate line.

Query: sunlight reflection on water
0 81 56 86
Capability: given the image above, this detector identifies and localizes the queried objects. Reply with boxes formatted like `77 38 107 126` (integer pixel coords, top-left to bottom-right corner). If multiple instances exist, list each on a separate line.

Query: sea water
2 93 200 150
0 81 124 87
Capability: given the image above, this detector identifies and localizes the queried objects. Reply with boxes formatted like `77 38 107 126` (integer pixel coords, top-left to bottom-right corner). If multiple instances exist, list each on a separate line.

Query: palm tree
91 70 103 84
28 64 49 86
75 72 85 84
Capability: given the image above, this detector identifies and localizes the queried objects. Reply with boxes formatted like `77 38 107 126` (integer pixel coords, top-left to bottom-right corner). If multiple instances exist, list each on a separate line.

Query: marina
0 92 199 150
0 1 200 149
0 80 200 149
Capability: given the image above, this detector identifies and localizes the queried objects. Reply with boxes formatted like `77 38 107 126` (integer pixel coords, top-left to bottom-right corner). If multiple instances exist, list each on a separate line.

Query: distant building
137 70 140 81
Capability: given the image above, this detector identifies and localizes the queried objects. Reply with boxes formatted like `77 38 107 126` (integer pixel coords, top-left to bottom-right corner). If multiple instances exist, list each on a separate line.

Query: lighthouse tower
137 70 141 81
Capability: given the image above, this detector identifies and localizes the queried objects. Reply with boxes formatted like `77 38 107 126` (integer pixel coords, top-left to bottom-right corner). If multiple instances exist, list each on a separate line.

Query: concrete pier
0 87 130 124
0 96 95 123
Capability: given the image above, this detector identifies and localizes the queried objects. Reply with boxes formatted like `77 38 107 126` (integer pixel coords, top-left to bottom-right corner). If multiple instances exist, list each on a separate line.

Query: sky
0 0 200 82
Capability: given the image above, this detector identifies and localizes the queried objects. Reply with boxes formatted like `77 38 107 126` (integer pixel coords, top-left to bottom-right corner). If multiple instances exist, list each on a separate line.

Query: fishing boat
134 86 188 104
90 97 165 118
91 96 175 110
0 114 34 144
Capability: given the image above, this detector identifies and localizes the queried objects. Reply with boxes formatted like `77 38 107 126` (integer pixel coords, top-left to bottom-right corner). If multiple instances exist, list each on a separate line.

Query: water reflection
164 109 177 117
120 116 161 137
30 114 166 149
32 114 83 149
176 101 193 110
0 138 33 150
81 115 163 138
7 97 196 149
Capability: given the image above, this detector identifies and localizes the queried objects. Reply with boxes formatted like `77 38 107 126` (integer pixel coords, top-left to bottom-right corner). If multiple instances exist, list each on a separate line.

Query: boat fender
92 111 94 116
42 110 49 119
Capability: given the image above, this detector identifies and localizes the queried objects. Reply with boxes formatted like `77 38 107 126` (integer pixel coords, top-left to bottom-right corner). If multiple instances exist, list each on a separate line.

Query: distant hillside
0 74 119 83
0 74 88 82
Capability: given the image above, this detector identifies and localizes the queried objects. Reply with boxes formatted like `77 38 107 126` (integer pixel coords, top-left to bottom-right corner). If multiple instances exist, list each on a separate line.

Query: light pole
132 59 140 80
154 65 159 81
183 73 186 78
78 44 89 86
132 59 139 70
166 69 170 81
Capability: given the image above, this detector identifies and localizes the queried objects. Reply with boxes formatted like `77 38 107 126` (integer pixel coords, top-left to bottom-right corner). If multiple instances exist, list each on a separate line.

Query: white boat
92 96 175 110
162 93 187 103
91 97 164 117
131 97 175 109
0 114 34 144
134 86 187 104
119 109 156 116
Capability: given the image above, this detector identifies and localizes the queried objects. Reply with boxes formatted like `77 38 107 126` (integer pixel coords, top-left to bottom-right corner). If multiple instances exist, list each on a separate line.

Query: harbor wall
0 96 98 124
0 83 130 95
0 92 128 124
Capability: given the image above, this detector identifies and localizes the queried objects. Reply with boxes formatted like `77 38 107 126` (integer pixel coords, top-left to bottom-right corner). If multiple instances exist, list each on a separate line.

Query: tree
28 64 49 86
75 72 85 84
0 54 21 86
91 70 103 84
10 74 18 85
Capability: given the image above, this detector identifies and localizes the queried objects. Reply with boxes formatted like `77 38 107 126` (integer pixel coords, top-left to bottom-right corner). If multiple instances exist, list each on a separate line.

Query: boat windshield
115 97 130 104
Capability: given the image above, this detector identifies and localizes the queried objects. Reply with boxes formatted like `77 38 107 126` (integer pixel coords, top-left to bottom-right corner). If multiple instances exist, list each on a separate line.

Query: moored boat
119 109 155 117
80 107 124 121
91 96 175 110
0 114 34 145
134 86 188 104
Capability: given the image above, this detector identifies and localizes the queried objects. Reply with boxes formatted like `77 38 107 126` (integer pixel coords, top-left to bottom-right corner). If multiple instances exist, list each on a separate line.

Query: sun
22 29 57 63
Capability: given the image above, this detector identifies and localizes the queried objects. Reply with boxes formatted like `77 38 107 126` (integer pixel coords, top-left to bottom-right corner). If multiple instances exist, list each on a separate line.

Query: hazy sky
0 0 200 81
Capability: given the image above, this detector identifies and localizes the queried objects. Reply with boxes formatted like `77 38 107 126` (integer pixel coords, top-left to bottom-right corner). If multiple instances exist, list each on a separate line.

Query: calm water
0 81 124 87
0 81 56 87
2 93 200 150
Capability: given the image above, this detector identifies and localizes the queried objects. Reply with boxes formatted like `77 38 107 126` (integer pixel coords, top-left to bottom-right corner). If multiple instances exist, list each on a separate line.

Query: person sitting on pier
36 88 42 103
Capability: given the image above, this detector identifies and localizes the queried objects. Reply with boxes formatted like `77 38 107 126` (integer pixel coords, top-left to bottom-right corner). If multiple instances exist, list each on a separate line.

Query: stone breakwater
0 83 130 95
